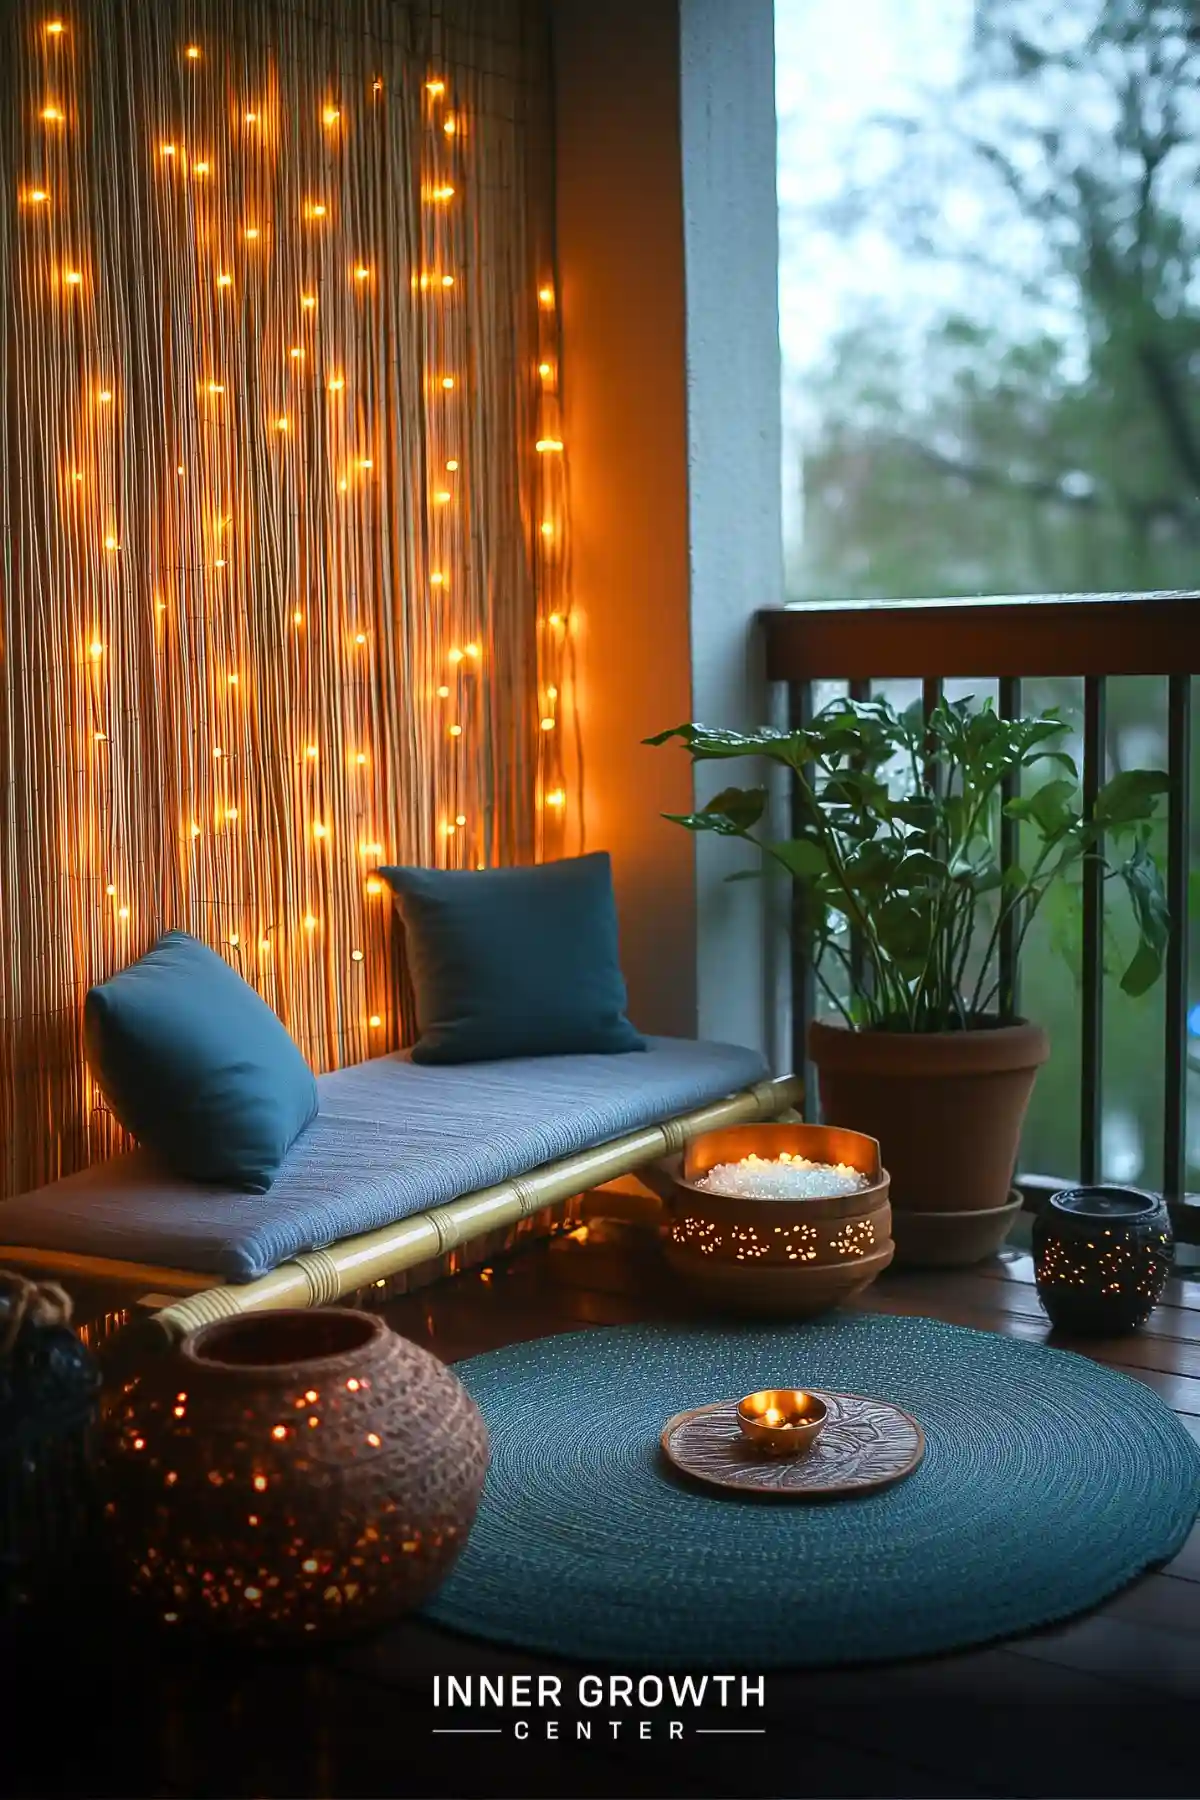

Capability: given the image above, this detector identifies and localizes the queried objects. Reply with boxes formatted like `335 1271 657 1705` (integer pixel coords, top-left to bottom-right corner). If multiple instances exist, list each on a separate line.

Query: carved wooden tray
660 1392 925 1498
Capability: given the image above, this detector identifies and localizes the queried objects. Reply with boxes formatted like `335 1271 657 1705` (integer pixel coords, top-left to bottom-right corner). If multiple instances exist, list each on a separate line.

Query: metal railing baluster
789 679 818 1122
1081 676 1107 1185
1164 674 1192 1203
998 676 1023 1024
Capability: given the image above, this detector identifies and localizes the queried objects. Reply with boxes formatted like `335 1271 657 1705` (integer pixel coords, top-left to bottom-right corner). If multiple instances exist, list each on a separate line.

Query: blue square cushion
379 852 646 1065
83 931 319 1191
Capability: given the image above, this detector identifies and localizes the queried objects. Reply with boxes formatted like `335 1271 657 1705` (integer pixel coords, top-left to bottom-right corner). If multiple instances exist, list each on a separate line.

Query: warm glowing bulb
455 813 467 826
193 161 210 175
362 842 382 856
27 189 49 203
301 294 316 309
94 730 107 742
213 746 223 758
432 184 455 201
441 376 455 390
448 724 463 737
547 684 558 699
445 459 459 471
434 489 451 503
351 949 364 963
191 823 201 838
548 612 563 626
443 823 456 837
46 20 64 34
448 648 463 664
541 521 553 536
538 285 554 305
98 389 112 403
536 438 563 453
328 376 344 392
207 381 224 394
161 143 176 157
118 905 130 920
546 788 566 808
244 226 259 240
217 273 233 288
355 752 367 766
436 685 450 698
42 105 65 123
228 932 240 947
103 536 118 551
441 274 454 288
228 672 239 685
304 914 317 930
186 45 201 59
63 270 82 285
443 116 457 135
426 79 446 96
226 807 238 821
322 106 340 125
305 745 318 759
245 112 258 123
290 346 304 360
430 573 445 586
214 559 227 569
354 266 369 280
366 878 382 896
259 938 270 952
538 361 552 378
310 203 327 218
338 479 348 493
369 1014 382 1028
355 632 367 645
72 471 82 482
540 717 556 731
275 417 289 431
313 823 327 839
105 883 116 896
294 609 304 626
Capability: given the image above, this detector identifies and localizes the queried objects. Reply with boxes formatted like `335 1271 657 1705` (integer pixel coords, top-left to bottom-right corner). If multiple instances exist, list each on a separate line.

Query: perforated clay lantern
102 1308 489 1640
659 1122 893 1315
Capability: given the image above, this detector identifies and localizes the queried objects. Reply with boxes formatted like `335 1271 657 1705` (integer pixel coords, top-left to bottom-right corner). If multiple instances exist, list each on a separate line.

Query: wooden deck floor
8 1217 1200 1799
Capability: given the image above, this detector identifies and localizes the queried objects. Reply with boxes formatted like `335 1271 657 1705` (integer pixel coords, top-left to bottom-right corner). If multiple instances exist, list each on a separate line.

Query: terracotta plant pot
809 1018 1049 1254
655 1121 894 1316
101 1308 489 1640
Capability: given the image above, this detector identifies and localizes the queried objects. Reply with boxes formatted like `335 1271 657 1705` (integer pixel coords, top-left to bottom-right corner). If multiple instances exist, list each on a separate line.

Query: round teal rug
424 1313 1200 1666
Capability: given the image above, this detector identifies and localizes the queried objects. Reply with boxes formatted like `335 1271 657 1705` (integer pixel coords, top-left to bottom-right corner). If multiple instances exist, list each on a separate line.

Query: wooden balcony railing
761 592 1200 1226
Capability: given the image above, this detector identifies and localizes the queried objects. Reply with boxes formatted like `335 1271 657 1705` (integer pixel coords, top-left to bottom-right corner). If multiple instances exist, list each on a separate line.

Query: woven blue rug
424 1313 1200 1667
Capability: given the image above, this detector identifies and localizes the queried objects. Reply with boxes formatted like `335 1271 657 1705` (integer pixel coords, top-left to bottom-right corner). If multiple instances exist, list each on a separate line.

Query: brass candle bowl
736 1389 827 1456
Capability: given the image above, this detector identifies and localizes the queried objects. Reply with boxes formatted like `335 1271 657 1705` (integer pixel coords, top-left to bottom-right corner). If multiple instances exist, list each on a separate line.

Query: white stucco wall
553 0 785 1064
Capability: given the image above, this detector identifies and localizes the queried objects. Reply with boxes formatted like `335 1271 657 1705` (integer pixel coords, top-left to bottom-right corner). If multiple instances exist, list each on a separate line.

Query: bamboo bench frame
0 1072 802 1347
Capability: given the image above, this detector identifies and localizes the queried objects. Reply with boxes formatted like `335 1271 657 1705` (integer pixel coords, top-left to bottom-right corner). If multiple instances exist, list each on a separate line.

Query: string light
118 906 130 921
448 724 462 737
536 438 563 453
328 376 345 392
369 1014 382 1029
25 189 49 204
465 642 481 659
228 932 240 947
426 79 446 96
290 346 304 360
41 105 65 123
430 572 445 587
355 752 367 766
193 161 210 176
103 535 119 552
161 144 176 157
186 45 202 59
217 273 232 288
547 684 558 699
305 745 318 759
275 417 289 431
541 520 553 537
538 362 552 378
98 389 113 403
354 266 370 280
432 185 455 201
448 648 463 664
313 823 327 840
443 117 457 136
228 673 239 686
245 112 258 124
301 294 317 310
259 938 271 953
207 381 225 395
365 879 382 896
304 914 318 930
441 376 455 390
226 807 238 821
455 813 467 827
445 459 459 471
441 275 455 288
540 717 556 731
322 107 341 126
355 633 367 646
548 612 563 626
94 731 107 743
308 202 327 219
105 884 116 896
436 685 450 698
244 226 259 240
538 285 554 305
294 610 304 626
434 489 451 504
63 270 82 286
351 949 364 963
46 20 64 34
546 789 566 809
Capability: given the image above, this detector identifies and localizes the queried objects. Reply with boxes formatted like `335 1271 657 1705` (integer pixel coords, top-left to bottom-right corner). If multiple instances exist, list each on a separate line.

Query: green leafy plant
648 695 1170 1032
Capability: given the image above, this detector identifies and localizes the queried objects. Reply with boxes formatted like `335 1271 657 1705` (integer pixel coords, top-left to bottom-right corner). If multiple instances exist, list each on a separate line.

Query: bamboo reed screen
0 0 575 1198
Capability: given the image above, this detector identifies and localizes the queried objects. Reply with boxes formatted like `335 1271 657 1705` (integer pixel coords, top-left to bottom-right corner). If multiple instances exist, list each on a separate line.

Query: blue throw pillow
379 852 646 1064
84 931 319 1191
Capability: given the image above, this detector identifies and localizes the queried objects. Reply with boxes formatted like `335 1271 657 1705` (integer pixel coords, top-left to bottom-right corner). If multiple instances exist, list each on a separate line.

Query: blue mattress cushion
0 1038 769 1281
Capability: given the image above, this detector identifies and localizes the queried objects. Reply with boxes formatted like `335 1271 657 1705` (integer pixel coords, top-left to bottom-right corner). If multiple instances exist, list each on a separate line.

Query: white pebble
695 1154 868 1200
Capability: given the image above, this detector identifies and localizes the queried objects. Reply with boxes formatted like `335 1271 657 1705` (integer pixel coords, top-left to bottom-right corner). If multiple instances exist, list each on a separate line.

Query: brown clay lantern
101 1308 489 1640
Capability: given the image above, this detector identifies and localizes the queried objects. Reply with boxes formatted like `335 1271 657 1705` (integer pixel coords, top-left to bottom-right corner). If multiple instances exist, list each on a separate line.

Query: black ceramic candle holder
1033 1186 1173 1335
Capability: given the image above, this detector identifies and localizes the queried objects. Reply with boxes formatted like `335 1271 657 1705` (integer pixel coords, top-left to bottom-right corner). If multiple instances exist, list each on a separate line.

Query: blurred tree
783 0 1200 1186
